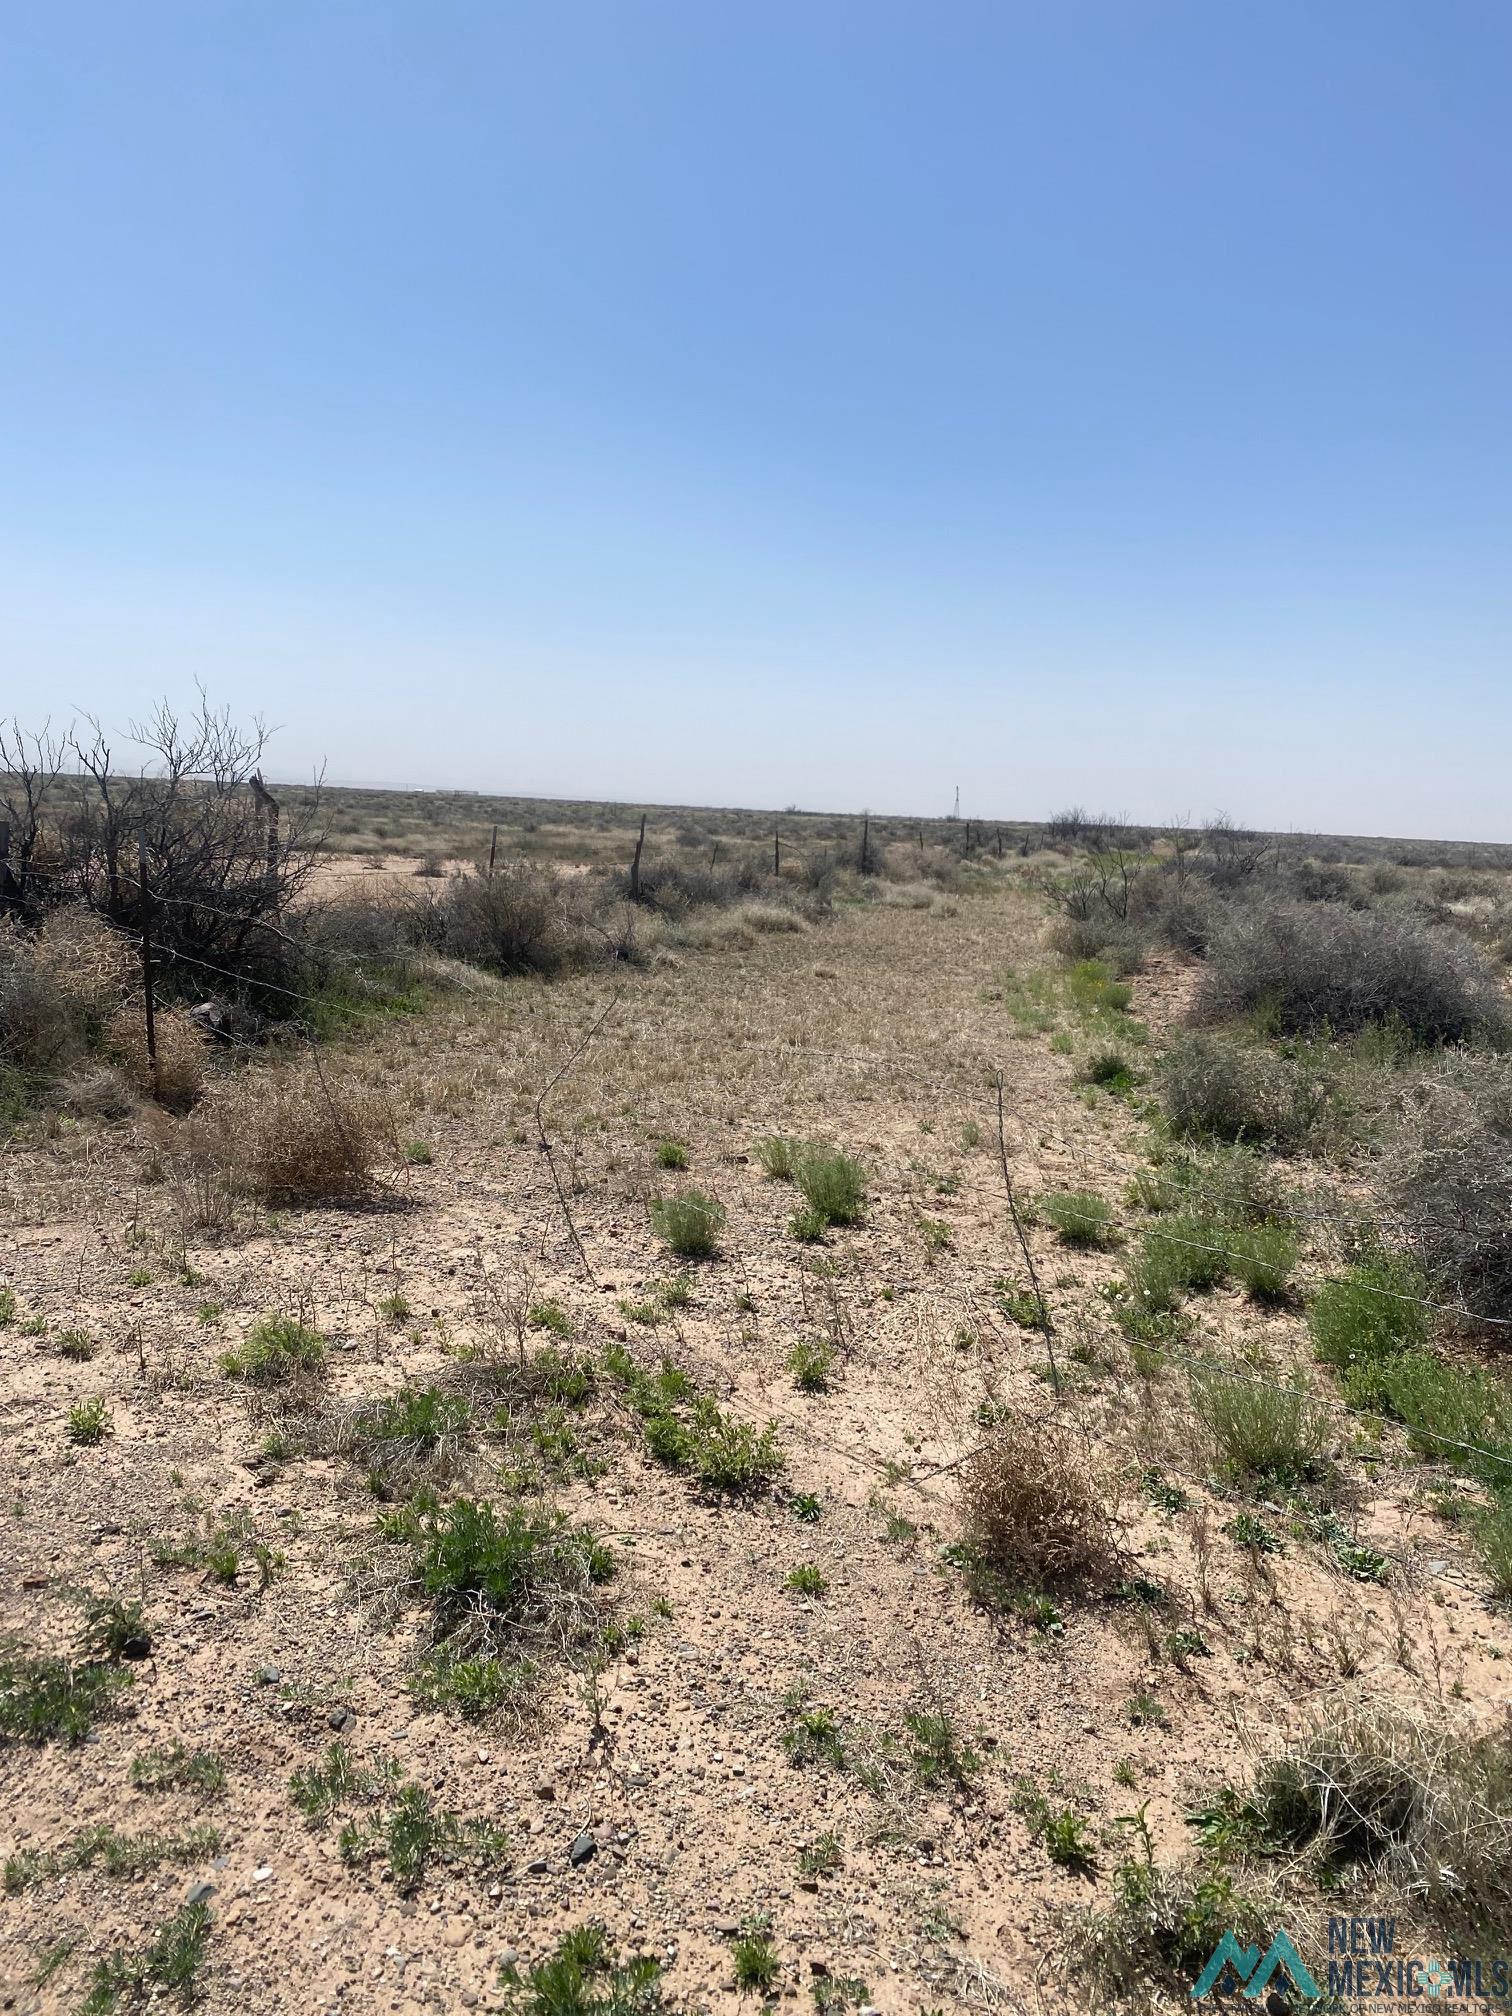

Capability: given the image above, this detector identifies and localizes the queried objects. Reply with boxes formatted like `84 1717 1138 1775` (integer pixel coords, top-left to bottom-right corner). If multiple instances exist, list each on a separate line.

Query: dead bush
1194 900 1508 1046
1157 1029 1329 1150
960 1416 1117 1591
0 907 133 1073
1386 1051 1512 1319
105 1004 207 1114
185 1067 393 1204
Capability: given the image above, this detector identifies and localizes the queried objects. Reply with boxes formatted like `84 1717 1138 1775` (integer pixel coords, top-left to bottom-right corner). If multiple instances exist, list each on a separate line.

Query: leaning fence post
629 813 646 901
487 824 498 880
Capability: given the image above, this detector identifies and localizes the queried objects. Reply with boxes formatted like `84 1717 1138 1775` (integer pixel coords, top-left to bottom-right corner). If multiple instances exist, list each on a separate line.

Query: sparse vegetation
221 1313 327 1385
649 1187 725 1259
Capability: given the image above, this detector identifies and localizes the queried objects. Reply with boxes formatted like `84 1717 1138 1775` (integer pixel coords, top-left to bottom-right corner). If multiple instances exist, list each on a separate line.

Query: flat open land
3 831 1510 2015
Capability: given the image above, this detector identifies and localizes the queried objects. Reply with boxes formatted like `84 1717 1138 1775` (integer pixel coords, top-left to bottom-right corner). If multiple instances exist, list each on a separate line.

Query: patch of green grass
76 1594 149 1663
131 1744 226 1797
413 1646 536 1719
1040 1191 1115 1248
67 1397 112 1445
783 1687 846 1769
221 1314 327 1385
654 1138 689 1170
379 1290 412 1322
1189 1365 1330 1486
4 1821 220 1895
798 1831 842 1877
0 1287 15 1325
785 1563 828 1598
404 1140 433 1164
903 1710 980 1790
787 1337 836 1392
1310 1257 1429 1396
398 1496 613 1656
498 1925 672 2015
1079 1048 1137 1094
1474 1497 1512 1597
348 1385 473 1493
58 1328 98 1360
793 1148 867 1228
527 1298 573 1337
755 1135 804 1180
731 1931 780 1993
993 1279 1045 1329
292 1743 505 1892
915 1214 952 1254
1141 1468 1191 1514
1125 1692 1167 1729
1015 1779 1097 1873
607 1346 783 1493
649 1188 725 1259
79 1903 210 2016
790 1492 822 1523
1226 1223 1298 1303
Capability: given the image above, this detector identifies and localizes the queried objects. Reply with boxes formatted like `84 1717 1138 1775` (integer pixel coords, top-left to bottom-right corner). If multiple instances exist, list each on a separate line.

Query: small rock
120 1633 153 1661
535 1779 556 1800
714 1917 741 1937
255 1666 280 1687
809 1960 831 1979
185 1880 216 1905
568 1832 597 1867
252 1866 274 1884
328 1707 355 1732
526 1858 549 1876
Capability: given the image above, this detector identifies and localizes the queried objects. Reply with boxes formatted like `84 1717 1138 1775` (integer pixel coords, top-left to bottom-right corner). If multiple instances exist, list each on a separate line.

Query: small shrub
67 1397 112 1445
787 1337 836 1392
527 1298 573 1337
499 1926 672 2016
1388 1052 1512 1320
1158 1029 1322 1149
793 1148 867 1228
1079 1048 1136 1093
783 1693 846 1769
221 1314 327 1385
654 1138 689 1170
345 1385 473 1494
1016 1780 1097 1872
79 1902 210 2016
1190 1366 1329 1485
1474 1497 1512 1597
732 1933 780 1992
960 1415 1115 1590
185 1068 392 1205
903 1710 980 1790
57 1328 97 1361
1226 1222 1298 1302
1040 1190 1115 1248
785 1563 828 1598
754 1134 803 1180
1195 899 1509 1047
789 1206 828 1243
649 1188 725 1259
401 1496 613 1666
1252 1706 1512 1935
0 1652 130 1745
76 1595 150 1663
1309 1257 1429 1399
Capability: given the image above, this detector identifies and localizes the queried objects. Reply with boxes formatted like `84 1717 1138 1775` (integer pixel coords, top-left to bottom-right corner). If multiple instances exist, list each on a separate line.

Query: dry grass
184 1065 394 1203
959 1414 1118 1592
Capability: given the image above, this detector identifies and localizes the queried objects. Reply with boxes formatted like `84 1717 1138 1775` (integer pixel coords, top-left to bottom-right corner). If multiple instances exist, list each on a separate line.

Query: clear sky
3 3 1509 837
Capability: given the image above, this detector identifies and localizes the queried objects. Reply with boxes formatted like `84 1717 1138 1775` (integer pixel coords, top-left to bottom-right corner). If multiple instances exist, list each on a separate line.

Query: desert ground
3 785 1511 2015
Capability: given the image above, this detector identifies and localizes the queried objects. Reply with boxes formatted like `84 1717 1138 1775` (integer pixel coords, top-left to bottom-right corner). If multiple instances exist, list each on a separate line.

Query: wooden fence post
138 829 160 1100
487 824 498 880
773 824 780 877
629 813 646 901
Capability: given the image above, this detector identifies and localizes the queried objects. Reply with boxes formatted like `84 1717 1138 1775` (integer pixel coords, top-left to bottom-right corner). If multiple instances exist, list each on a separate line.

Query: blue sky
3 3 1509 836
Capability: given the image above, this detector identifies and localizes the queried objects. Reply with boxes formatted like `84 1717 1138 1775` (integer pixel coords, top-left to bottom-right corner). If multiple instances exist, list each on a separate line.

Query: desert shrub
499 1926 673 2016
53 1065 134 1120
1226 1222 1298 1301
1189 1366 1329 1484
649 1187 725 1258
1040 1190 1115 1247
221 1315 327 1385
396 1496 613 1669
606 1346 783 1493
185 1066 392 1203
960 1416 1116 1591
1387 1052 1512 1320
793 1148 867 1228
0 1652 131 1745
429 864 585 977
78 1901 211 2016
1309 1257 1429 1401
1372 1352 1512 1485
1157 1029 1324 1149
1475 1498 1512 1597
1253 1706 1512 1935
1048 915 1149 974
1073 1855 1268 2002
754 1134 803 1179
1193 900 1508 1047
342 1386 473 1494
0 907 133 1077
105 1002 206 1113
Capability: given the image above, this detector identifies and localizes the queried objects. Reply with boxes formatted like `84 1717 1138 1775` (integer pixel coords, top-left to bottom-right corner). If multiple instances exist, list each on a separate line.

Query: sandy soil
2 884 1506 2014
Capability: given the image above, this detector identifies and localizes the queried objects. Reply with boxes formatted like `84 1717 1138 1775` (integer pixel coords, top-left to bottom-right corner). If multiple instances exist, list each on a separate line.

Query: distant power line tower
950 785 960 820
